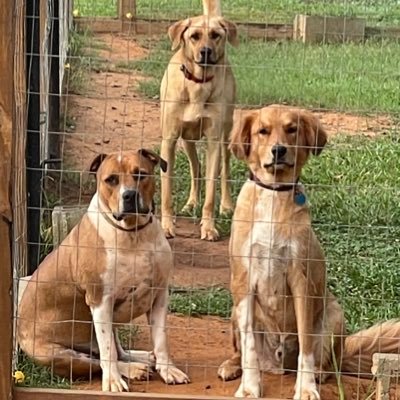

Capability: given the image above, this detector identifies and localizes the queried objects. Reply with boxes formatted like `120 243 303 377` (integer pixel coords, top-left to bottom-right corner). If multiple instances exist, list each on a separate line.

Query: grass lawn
118 37 400 114
73 0 400 25
167 133 400 333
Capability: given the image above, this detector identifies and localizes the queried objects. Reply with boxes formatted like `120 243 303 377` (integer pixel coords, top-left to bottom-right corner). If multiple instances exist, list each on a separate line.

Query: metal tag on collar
294 189 306 206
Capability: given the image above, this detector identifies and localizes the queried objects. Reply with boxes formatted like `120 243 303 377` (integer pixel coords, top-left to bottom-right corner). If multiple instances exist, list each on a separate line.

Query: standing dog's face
90 149 167 222
230 105 327 184
168 15 238 66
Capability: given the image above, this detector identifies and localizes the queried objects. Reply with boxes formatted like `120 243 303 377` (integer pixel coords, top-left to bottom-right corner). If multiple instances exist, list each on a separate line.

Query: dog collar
180 64 214 84
249 172 306 206
101 210 153 232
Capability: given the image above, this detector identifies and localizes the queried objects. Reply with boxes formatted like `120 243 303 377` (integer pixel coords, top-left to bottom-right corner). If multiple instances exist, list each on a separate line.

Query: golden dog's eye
105 175 119 186
287 125 298 134
191 32 200 41
259 128 270 135
210 31 220 40
133 171 148 181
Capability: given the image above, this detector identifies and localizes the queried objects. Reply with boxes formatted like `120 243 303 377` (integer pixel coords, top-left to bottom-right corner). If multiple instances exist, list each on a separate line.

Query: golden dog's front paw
218 358 242 381
294 384 320 400
157 364 190 384
200 220 220 241
234 381 261 398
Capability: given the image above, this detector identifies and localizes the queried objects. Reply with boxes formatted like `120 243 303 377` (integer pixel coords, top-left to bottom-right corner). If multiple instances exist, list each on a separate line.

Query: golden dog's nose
271 144 287 159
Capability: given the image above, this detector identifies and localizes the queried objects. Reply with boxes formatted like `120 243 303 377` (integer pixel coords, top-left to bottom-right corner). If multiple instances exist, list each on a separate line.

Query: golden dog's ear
89 153 108 174
219 18 239 47
229 111 256 160
138 148 168 172
300 111 328 156
168 18 191 51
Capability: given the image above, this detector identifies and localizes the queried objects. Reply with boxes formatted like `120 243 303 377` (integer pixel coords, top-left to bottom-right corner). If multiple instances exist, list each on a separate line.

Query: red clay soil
74 315 400 399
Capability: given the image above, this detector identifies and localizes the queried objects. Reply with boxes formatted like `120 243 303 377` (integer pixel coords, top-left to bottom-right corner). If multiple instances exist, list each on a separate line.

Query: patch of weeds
15 351 71 388
117 325 140 349
67 28 109 94
169 287 232 318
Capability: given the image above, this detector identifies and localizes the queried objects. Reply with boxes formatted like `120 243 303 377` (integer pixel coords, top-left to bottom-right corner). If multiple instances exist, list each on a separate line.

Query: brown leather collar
180 64 214 84
249 171 298 192
101 210 153 232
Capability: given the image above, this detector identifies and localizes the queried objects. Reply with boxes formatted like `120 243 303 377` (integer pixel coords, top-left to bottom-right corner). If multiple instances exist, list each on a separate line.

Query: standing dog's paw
234 381 261 398
162 217 176 238
157 364 190 384
218 358 242 381
200 220 220 241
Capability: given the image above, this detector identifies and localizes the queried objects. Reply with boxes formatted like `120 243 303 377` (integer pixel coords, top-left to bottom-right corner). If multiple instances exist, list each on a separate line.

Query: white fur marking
294 353 319 400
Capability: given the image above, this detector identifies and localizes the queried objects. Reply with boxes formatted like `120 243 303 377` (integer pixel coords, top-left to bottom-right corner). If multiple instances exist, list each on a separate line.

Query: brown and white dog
17 149 189 392
160 0 238 241
217 105 400 399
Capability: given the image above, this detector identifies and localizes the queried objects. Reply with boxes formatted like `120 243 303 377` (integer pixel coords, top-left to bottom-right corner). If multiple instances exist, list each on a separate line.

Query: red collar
180 64 214 84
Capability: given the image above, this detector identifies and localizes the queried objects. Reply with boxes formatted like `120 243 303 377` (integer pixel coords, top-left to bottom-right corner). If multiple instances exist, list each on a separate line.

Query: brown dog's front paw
158 364 190 384
218 358 242 381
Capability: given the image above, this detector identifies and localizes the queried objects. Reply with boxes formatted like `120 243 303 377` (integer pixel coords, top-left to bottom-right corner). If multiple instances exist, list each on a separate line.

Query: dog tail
203 0 221 16
341 319 400 376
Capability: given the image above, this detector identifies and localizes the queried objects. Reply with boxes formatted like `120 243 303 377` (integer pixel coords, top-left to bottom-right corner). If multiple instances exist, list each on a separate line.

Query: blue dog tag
294 191 306 206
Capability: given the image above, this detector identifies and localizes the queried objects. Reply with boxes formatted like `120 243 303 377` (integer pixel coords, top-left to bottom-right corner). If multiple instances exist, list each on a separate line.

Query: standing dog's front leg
148 288 190 384
160 137 177 238
201 133 221 241
91 295 128 392
235 292 261 398
288 266 320 400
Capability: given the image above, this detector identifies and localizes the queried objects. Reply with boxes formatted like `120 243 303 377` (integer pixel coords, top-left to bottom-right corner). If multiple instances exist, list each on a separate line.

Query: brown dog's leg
218 317 242 381
219 128 234 215
201 135 221 241
29 342 151 384
288 266 320 400
160 137 177 238
181 139 201 214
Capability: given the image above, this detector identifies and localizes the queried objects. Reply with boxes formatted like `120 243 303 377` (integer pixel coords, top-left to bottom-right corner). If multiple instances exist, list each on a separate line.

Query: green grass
169 287 232 317
15 352 71 388
124 37 400 113
162 133 400 333
73 0 400 25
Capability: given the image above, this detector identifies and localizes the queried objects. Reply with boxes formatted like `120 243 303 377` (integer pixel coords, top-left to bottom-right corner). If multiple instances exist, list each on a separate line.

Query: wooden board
13 387 286 400
0 0 16 398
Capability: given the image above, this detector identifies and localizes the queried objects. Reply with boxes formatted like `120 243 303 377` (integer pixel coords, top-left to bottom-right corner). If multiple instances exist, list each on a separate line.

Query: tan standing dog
218 105 400 399
160 0 238 241
18 149 189 392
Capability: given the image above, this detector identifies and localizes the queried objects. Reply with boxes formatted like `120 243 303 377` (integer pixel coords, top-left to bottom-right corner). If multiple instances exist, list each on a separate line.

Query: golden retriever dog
217 105 400 399
160 0 238 241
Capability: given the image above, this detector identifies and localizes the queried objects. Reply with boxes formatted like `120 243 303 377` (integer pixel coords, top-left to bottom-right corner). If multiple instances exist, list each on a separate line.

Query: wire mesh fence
11 0 400 399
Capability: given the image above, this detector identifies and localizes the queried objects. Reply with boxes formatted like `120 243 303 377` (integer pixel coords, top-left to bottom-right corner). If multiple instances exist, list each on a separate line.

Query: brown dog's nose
122 190 138 203
271 145 287 159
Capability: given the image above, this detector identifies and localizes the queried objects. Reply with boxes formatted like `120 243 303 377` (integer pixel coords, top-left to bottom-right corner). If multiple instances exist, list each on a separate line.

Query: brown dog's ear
168 18 191 51
229 111 256 160
300 111 328 156
89 153 108 174
218 18 239 47
138 148 168 172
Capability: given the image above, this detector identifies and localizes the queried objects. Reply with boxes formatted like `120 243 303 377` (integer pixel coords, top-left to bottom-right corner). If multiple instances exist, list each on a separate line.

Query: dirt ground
75 315 387 399
63 33 397 399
